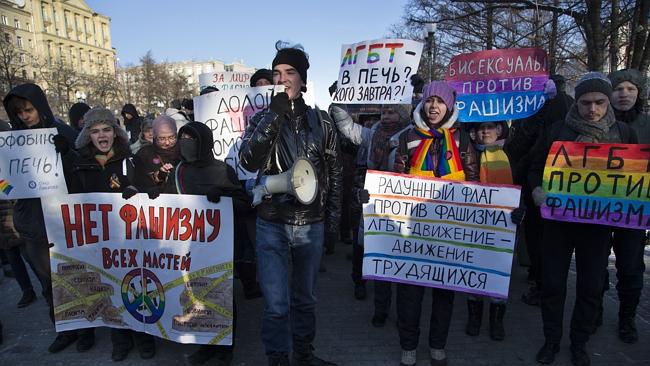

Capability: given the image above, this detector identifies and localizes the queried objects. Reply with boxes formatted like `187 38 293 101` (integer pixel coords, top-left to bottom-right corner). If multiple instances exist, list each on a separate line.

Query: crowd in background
0 42 648 366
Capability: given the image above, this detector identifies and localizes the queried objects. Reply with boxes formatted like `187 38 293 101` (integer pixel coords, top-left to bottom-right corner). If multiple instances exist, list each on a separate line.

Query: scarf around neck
410 127 465 180
478 144 512 184
564 104 616 143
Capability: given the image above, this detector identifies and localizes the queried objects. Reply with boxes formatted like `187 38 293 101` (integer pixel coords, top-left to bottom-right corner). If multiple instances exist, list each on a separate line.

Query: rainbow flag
541 141 650 229
410 128 465 181
0 179 14 195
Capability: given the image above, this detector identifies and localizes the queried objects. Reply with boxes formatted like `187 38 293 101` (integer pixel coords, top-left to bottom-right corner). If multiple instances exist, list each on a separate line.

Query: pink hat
422 81 456 110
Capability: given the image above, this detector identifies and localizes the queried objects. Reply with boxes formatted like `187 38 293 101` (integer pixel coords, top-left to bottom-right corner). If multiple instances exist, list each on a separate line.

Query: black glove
510 206 526 225
269 92 291 116
206 187 222 203
122 185 138 200
358 189 370 204
147 187 161 200
52 134 70 154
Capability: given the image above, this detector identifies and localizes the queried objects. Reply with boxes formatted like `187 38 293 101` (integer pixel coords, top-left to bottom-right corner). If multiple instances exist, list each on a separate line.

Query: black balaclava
179 137 199 163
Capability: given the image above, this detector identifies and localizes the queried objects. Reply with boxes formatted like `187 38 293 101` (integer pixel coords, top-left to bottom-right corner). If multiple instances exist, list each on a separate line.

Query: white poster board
193 86 284 180
333 39 423 104
362 171 520 298
0 128 67 199
43 193 234 345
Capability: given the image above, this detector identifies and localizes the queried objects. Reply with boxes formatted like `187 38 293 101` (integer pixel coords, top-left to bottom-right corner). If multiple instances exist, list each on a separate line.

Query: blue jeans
256 218 324 355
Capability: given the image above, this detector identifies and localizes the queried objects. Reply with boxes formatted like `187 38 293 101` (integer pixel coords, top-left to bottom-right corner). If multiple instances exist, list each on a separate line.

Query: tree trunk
630 0 649 70
584 0 605 71
609 0 620 72
486 6 494 50
548 0 560 74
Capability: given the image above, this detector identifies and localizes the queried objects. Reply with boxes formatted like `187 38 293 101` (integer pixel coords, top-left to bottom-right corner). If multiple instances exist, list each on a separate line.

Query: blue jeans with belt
256 218 324 355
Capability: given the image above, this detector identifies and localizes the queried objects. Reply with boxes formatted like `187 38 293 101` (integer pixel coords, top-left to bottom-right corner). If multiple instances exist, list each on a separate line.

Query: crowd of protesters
0 40 647 366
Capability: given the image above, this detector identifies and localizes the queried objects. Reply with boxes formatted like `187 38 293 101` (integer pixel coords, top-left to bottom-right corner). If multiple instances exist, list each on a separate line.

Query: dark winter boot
618 295 640 343
268 353 290 366
292 340 337 366
465 299 483 336
489 303 506 341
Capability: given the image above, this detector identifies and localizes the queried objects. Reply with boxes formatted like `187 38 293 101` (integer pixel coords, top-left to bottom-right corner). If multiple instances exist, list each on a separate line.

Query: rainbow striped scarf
410 127 465 181
479 146 513 184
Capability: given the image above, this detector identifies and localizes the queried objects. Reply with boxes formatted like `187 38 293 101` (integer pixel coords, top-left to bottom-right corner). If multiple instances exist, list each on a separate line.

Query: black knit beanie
250 69 273 87
574 72 612 101
272 47 309 87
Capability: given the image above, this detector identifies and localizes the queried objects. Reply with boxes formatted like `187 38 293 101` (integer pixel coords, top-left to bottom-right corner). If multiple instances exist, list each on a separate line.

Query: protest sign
193 85 283 180
0 128 67 200
362 171 520 298
541 141 650 229
332 38 423 104
198 71 253 91
42 193 234 345
445 48 549 122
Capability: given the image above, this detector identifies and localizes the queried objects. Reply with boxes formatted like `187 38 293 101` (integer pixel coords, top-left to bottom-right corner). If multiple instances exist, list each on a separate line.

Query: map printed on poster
333 38 423 104
362 171 520 299
0 128 67 200
445 48 549 122
42 193 234 345
198 71 253 91
541 141 650 229
193 85 284 180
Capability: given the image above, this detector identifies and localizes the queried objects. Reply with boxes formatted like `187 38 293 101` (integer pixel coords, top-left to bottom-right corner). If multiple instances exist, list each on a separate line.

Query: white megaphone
251 158 318 207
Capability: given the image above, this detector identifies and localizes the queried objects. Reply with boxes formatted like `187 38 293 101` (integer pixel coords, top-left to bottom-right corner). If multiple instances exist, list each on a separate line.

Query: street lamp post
423 23 437 82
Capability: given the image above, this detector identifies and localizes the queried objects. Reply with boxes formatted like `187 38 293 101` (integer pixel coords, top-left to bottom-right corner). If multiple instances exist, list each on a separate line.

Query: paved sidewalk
0 245 649 365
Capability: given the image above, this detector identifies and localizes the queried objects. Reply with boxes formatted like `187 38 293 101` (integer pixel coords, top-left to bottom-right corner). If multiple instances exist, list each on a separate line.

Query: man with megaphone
239 41 342 366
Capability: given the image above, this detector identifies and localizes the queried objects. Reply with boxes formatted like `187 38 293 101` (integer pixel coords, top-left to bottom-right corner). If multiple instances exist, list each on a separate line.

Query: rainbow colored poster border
541 141 650 229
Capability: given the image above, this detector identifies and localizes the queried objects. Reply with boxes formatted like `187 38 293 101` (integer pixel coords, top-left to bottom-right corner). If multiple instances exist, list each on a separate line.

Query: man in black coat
529 72 637 366
2 83 78 353
239 43 341 366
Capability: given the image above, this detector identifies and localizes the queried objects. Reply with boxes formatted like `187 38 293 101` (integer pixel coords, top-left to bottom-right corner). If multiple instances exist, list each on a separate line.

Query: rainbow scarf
479 146 513 184
410 127 465 181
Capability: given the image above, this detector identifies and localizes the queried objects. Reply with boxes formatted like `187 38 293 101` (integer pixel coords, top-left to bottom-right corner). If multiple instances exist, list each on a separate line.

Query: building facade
0 0 115 93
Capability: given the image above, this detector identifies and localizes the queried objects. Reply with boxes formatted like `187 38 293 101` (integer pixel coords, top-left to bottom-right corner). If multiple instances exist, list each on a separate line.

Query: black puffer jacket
121 103 142 144
2 83 78 241
239 96 342 234
68 140 134 194
168 122 250 214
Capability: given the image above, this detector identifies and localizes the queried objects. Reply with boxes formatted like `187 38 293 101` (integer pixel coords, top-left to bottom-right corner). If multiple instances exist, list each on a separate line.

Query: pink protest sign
445 48 549 122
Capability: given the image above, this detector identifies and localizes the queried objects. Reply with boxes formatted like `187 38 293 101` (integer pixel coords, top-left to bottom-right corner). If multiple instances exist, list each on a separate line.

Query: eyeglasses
156 135 177 143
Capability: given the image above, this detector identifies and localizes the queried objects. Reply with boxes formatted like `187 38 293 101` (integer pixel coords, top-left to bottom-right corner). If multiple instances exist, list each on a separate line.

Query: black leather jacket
239 97 342 234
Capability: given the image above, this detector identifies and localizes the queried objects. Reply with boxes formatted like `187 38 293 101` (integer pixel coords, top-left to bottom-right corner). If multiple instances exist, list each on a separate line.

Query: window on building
1 15 8 26
28 38 33 49
93 21 97 46
19 53 26 63
53 9 60 36
74 15 80 41
14 18 20 29
17 36 23 48
59 45 63 61
27 22 31 32
4 33 10 42
41 6 48 31
22 69 27 79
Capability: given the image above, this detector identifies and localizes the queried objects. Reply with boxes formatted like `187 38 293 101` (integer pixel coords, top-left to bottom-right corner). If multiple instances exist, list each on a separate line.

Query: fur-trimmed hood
75 107 129 150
